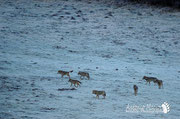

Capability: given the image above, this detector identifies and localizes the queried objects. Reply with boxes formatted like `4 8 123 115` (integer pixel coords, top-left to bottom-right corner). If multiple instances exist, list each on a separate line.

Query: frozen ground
0 0 180 119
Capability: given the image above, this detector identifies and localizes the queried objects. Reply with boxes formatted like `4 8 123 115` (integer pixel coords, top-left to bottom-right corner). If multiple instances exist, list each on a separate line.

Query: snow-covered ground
0 0 180 118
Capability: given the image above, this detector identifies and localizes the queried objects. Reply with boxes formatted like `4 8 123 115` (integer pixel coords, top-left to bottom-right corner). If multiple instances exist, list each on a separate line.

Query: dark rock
71 16 75 20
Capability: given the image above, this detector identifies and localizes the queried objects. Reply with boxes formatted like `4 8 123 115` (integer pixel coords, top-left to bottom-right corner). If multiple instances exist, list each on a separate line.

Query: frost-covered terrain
0 0 180 119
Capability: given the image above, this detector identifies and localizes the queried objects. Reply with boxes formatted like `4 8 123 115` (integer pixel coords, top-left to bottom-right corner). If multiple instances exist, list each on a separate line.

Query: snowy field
0 0 180 119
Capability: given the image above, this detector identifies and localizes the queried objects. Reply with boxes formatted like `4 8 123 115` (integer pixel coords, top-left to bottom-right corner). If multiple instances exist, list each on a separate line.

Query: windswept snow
0 0 180 119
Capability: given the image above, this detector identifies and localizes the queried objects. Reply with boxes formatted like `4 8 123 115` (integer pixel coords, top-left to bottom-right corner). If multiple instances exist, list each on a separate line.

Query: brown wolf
78 71 90 80
57 70 73 79
153 79 163 89
142 76 158 85
68 79 81 87
133 85 138 96
92 90 106 99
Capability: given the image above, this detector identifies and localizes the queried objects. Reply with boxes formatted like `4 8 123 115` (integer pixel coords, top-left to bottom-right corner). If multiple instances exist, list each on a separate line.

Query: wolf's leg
61 75 64 80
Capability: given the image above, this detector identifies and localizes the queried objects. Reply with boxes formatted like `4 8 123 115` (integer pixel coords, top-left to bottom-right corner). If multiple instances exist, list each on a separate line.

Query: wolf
92 90 106 99
68 78 81 87
133 85 138 96
142 76 158 85
57 70 73 79
153 79 163 89
78 71 90 80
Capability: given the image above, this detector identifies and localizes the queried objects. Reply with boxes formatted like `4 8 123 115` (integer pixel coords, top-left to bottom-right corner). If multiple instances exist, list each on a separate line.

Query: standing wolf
133 85 138 96
92 90 106 99
142 76 158 85
153 79 163 89
78 71 90 80
57 70 73 79
68 79 81 87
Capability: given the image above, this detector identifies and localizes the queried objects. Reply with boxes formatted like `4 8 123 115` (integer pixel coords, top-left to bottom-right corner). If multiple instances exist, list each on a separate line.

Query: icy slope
0 0 180 119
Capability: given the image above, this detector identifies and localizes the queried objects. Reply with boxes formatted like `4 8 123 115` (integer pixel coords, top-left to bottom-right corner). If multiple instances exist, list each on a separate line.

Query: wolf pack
57 70 163 99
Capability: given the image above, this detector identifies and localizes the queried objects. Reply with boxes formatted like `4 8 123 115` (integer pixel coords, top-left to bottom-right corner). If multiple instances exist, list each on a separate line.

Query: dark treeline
128 0 180 8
